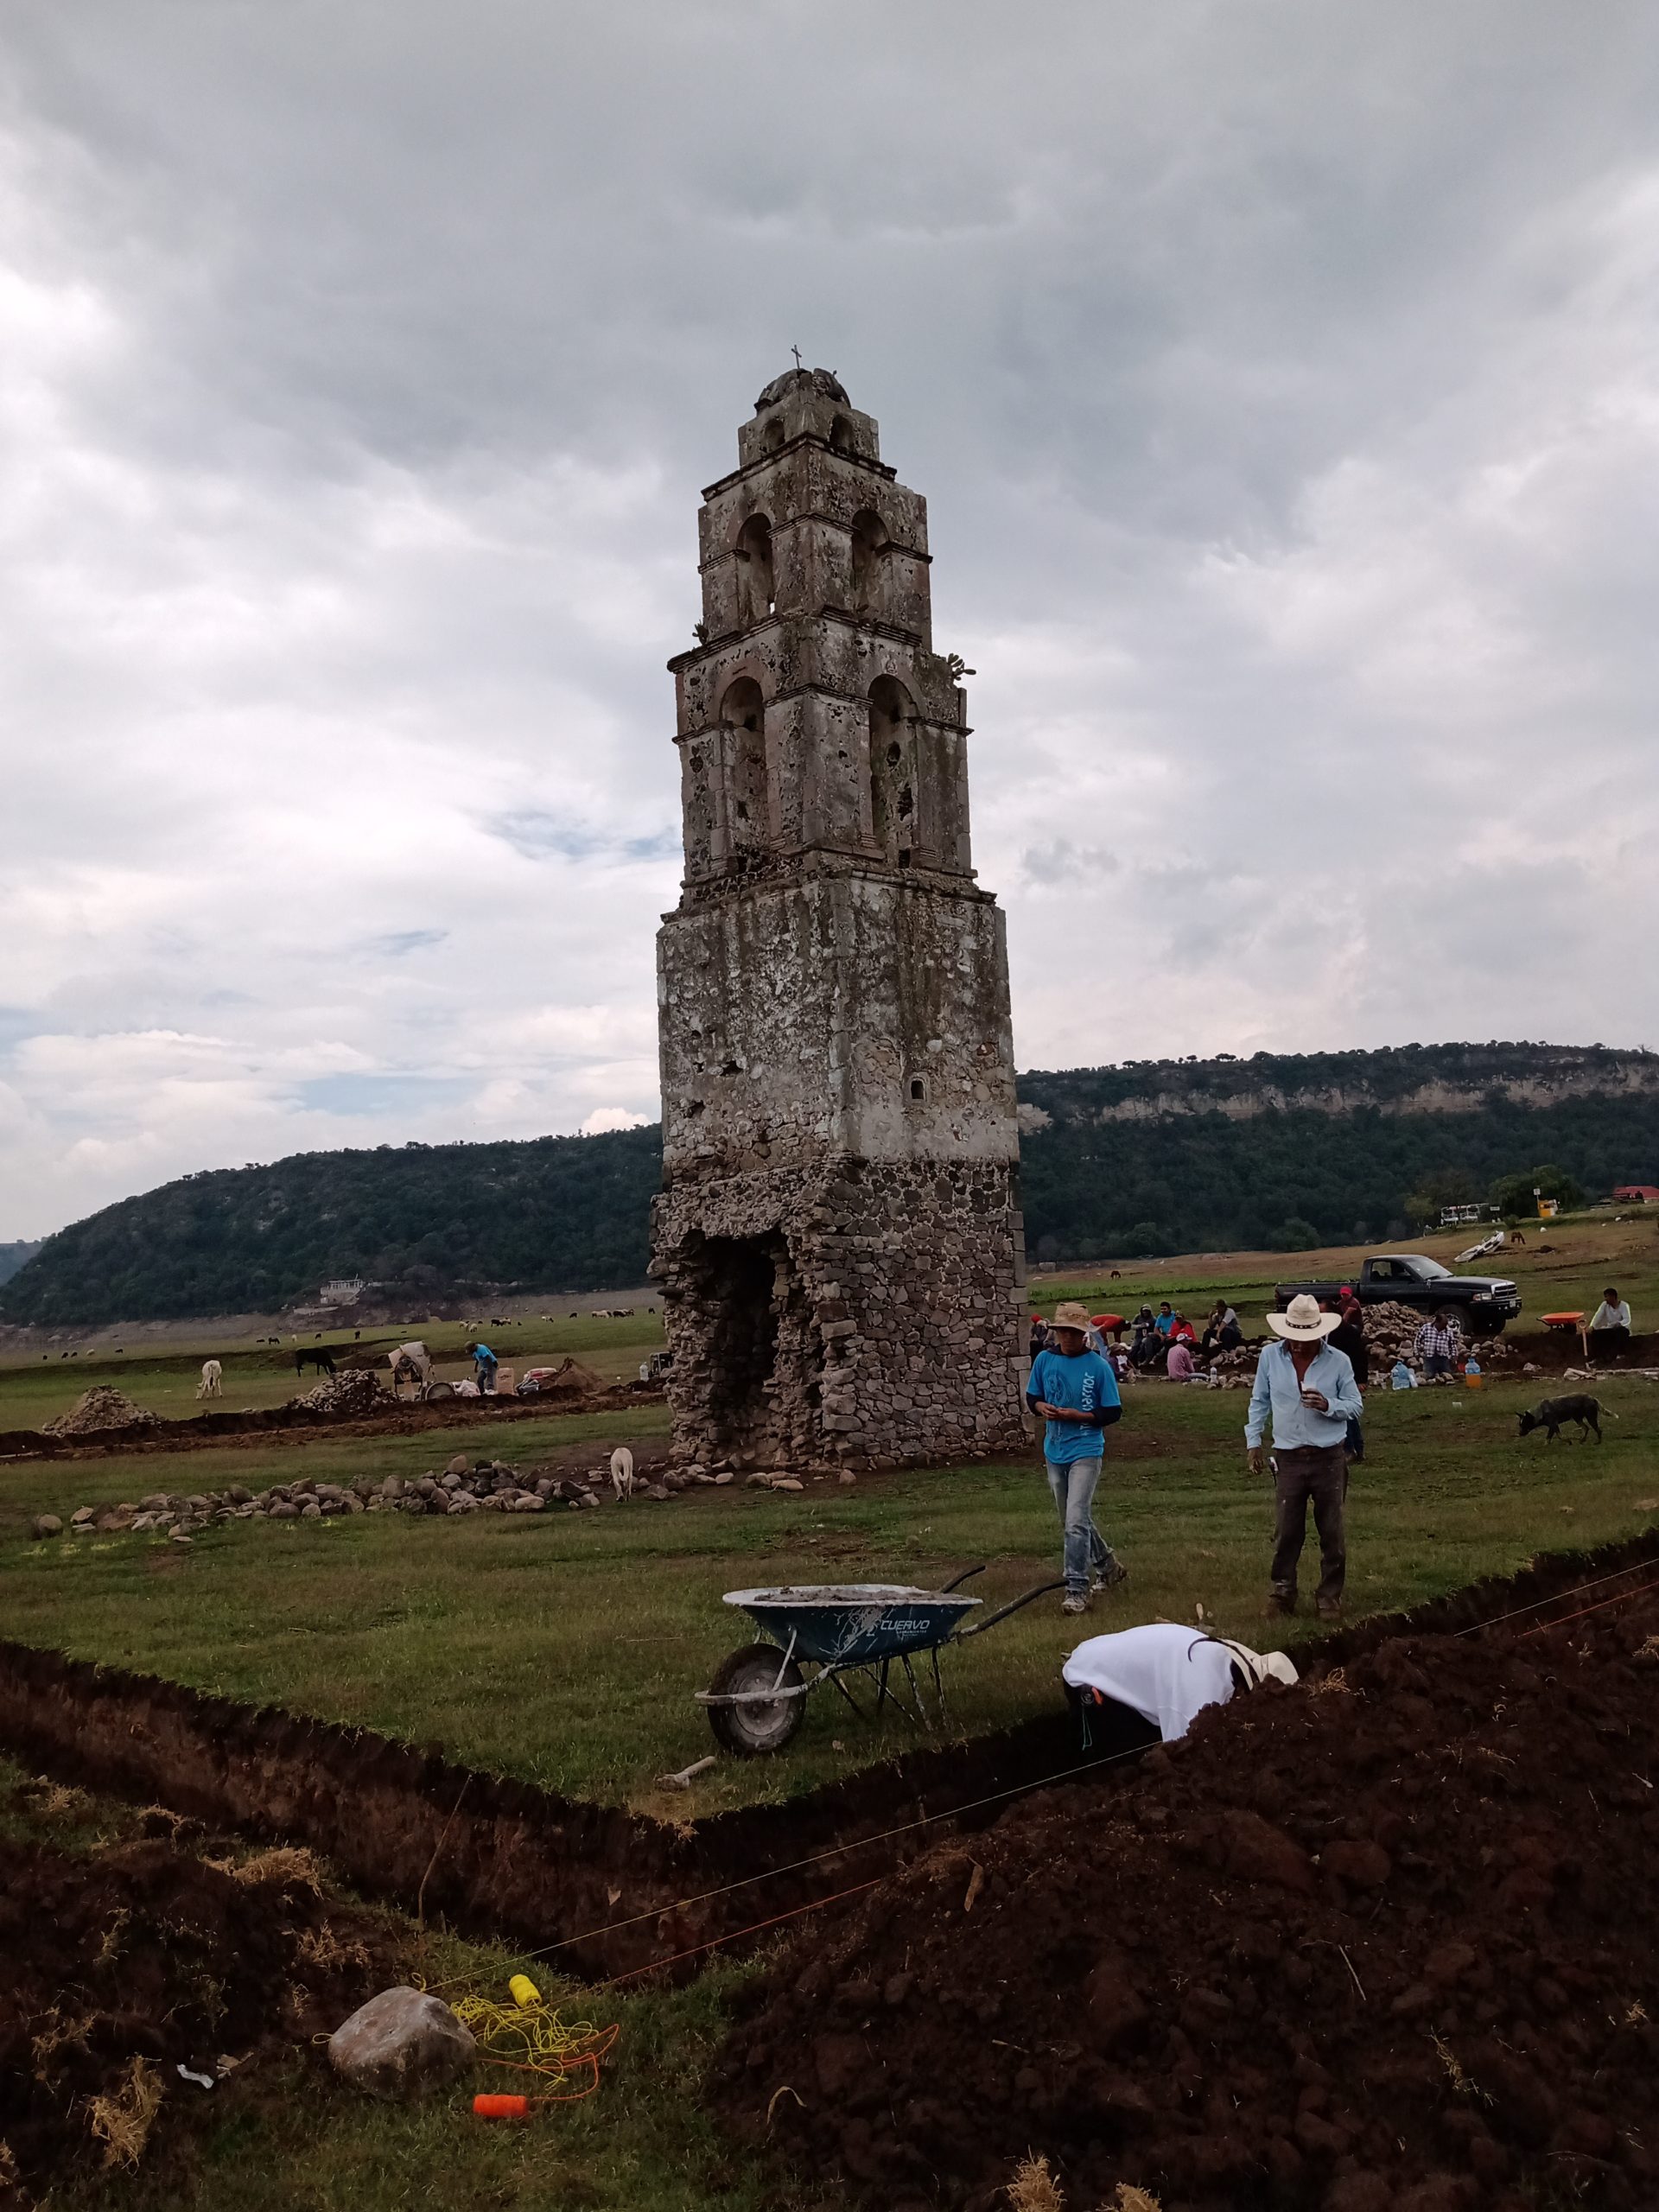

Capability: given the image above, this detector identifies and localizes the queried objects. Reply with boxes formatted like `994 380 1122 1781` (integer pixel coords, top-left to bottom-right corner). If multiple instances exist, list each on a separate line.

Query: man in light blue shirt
1027 1300 1126 1617
1245 1294 1363 1621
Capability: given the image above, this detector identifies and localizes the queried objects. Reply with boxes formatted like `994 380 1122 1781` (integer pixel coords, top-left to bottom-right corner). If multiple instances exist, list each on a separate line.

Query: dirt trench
0 1533 1652 1990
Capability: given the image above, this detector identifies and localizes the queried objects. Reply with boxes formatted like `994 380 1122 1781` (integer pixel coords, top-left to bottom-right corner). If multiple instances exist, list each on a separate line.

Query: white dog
196 1358 223 1400
609 1445 635 1502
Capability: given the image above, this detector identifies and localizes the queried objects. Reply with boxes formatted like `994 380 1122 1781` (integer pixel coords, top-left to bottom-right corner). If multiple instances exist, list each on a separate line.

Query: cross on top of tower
791 344 803 372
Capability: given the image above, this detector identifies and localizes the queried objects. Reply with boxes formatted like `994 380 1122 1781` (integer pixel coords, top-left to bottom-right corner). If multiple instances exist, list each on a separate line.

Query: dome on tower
753 364 849 411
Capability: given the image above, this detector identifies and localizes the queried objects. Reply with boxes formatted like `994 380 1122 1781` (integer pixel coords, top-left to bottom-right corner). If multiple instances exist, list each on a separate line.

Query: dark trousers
1589 1326 1630 1360
1271 1444 1348 1608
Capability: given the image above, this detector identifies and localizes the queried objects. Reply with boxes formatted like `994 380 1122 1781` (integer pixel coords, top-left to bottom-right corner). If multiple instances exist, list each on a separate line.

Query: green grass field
4 1370 1656 1813
5 1224 1659 2211
0 1311 667 1428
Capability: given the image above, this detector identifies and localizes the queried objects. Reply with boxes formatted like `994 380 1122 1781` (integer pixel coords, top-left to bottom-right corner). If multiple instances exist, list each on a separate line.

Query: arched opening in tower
734 513 775 625
719 676 769 862
672 1229 820 1465
849 509 887 616
868 674 918 868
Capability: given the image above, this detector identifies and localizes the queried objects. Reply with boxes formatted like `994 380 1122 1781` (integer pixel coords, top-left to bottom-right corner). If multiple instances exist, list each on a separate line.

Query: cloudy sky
3 3 1656 1239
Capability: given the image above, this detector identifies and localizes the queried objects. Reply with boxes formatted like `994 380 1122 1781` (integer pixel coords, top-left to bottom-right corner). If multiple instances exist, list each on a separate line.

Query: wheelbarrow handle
954 1579 1066 1637
939 1563 987 1594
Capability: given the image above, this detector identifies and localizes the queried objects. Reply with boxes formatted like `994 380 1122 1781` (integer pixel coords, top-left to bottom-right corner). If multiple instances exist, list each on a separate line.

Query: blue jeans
1046 1456 1116 1594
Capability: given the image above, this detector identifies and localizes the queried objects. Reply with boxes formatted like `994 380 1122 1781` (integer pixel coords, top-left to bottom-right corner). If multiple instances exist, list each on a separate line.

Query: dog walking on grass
1517 1394 1615 1445
609 1445 635 1501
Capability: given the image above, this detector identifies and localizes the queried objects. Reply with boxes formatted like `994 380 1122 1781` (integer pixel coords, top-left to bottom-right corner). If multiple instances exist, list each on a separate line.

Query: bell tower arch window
849 509 888 617
734 514 774 626
720 676 770 860
868 674 918 868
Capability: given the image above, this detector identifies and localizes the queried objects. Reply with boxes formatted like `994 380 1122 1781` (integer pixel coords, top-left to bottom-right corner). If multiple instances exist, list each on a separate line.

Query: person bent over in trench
1246 1293 1363 1621
1027 1300 1128 1616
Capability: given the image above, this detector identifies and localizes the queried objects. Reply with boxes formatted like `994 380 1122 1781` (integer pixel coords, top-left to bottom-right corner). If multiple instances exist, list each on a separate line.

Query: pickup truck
1274 1254 1522 1336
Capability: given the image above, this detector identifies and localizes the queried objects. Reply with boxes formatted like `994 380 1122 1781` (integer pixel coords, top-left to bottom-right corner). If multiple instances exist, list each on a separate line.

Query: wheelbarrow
696 1566 1061 1756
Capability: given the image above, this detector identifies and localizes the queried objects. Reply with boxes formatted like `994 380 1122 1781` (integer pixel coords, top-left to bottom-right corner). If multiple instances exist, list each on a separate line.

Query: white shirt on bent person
1591 1300 1631 1332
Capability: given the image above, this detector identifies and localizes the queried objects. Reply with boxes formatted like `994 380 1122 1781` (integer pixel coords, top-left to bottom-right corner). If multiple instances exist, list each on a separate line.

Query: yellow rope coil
451 1980 618 2101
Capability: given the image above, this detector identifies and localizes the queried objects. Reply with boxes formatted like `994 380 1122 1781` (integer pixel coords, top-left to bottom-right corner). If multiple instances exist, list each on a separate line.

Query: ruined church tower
650 366 1026 1470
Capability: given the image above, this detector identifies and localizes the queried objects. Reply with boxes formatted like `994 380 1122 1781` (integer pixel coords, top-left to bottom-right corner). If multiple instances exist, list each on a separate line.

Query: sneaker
1092 1560 1128 1592
1062 1592 1090 1616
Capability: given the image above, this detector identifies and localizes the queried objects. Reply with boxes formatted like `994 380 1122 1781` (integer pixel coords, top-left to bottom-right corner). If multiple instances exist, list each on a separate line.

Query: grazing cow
196 1359 223 1400
610 1446 636 1502
295 1347 337 1377
1518 1394 1611 1445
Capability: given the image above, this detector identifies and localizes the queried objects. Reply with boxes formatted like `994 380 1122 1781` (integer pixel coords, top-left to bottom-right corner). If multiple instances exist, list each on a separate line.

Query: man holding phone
1246 1294 1363 1620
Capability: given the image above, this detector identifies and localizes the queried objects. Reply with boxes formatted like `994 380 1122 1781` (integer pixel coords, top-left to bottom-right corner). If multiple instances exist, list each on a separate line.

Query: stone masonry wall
652 1156 1025 1471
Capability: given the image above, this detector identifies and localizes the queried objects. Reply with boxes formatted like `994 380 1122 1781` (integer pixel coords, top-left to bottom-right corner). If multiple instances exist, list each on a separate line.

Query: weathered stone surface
327 1987 475 2100
650 372 1027 1474
31 1515 62 1539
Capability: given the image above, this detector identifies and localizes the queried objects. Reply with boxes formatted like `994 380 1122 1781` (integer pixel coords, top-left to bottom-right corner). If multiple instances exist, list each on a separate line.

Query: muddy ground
712 1559 1659 2212
0 1790 397 2207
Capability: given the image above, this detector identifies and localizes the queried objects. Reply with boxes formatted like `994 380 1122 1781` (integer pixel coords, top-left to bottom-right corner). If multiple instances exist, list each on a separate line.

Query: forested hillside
0 1242 41 1287
4 1044 1656 1325
0 1128 662 1326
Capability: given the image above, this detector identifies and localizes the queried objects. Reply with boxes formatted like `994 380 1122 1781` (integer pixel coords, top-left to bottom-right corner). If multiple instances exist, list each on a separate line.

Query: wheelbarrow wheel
422 1380 454 1402
705 1643 806 1757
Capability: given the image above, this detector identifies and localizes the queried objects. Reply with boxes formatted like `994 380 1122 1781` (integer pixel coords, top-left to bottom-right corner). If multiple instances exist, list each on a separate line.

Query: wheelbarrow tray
721 1584 982 1666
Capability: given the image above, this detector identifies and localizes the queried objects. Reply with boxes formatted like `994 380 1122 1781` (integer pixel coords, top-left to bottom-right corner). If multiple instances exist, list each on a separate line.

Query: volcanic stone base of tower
652 1158 1024 1471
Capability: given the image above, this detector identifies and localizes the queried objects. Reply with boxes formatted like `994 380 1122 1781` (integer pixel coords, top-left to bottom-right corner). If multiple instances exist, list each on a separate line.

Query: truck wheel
705 1643 806 1757
1464 1306 1504 1338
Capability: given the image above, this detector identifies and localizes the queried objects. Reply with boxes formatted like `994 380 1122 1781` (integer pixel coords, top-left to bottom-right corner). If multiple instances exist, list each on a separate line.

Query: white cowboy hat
1267 1293 1342 1341
1215 1639 1299 1689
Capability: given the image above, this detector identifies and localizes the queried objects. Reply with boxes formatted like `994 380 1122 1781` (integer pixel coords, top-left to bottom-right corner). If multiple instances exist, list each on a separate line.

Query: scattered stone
30 1515 63 1540
713 1471 735 1486
447 1454 469 1477
838 1470 858 1487
771 1477 805 1493
327 1987 476 2101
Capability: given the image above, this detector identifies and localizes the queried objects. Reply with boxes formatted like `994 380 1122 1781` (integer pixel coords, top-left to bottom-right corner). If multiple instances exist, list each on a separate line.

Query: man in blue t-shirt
1026 1300 1128 1616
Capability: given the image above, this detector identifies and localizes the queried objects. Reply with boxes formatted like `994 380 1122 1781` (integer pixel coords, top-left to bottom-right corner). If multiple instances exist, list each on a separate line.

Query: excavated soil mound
713 1591 1659 2211
41 1386 160 1437
0 1829 395 2202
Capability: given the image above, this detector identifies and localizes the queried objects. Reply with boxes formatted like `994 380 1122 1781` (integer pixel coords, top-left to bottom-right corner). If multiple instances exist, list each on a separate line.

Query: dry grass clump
1006 2160 1162 2212
87 2055 163 2170
296 1922 372 1971
212 1844 327 1893
1007 2155 1065 2212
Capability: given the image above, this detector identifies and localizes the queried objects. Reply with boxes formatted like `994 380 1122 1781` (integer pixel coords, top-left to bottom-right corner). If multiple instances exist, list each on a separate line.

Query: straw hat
1267 1293 1342 1341
1051 1301 1095 1336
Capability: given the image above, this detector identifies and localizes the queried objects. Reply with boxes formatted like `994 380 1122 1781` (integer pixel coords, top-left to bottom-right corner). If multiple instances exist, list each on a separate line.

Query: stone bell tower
649 365 1026 1471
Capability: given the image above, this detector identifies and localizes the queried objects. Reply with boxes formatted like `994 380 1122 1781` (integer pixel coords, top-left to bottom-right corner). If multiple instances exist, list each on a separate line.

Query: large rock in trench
327 1986 476 2099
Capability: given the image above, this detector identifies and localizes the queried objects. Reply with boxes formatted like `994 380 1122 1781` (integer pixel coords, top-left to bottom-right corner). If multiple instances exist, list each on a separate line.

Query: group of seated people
1028 1299 1245 1382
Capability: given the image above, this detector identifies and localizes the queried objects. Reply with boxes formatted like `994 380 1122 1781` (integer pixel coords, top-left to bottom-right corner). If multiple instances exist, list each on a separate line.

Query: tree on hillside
1490 1164 1586 1219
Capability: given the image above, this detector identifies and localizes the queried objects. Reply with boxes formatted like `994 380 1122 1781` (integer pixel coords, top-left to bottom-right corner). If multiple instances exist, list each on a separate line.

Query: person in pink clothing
1166 1338 1198 1382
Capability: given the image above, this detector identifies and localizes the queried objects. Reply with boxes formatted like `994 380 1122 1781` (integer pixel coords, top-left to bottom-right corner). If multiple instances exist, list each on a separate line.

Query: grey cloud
0 1 1656 1233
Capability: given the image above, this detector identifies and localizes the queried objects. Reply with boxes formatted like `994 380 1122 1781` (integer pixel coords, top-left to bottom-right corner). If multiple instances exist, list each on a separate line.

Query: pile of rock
30 1451 757 1541
289 1369 386 1417
41 1386 161 1436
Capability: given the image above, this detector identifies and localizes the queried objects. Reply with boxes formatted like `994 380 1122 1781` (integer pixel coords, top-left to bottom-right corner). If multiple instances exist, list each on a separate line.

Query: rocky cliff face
1021 1045 1659 1127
